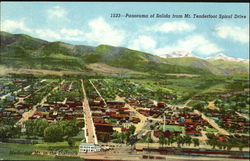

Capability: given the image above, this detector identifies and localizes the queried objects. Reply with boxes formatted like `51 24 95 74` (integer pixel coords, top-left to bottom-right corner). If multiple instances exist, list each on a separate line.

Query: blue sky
1 2 249 59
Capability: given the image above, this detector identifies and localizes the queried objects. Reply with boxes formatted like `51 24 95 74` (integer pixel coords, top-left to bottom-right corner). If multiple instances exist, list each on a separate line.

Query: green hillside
165 57 249 75
0 31 248 75
81 45 211 74
208 60 249 74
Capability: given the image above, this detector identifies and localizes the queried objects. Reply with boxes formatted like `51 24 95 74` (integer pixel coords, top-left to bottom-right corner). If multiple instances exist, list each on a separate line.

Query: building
79 143 101 153
107 100 125 107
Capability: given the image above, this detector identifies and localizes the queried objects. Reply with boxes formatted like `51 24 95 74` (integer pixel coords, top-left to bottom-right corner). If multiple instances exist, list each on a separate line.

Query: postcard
0 2 249 161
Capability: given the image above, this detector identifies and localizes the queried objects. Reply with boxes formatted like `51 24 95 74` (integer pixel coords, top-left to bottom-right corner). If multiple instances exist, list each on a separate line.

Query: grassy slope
2 31 247 75
165 57 249 75
0 32 88 71
208 59 249 74
82 45 211 74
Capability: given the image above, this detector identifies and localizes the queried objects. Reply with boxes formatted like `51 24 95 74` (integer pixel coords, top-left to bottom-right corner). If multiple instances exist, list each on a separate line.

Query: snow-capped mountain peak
160 51 194 58
207 53 249 63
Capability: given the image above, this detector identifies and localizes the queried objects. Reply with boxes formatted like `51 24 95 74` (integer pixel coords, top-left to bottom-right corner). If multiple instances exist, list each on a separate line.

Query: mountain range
161 51 249 63
0 31 249 76
206 53 249 63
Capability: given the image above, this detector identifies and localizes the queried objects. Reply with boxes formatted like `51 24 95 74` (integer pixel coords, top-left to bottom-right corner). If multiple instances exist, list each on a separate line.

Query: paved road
16 80 65 125
81 79 97 144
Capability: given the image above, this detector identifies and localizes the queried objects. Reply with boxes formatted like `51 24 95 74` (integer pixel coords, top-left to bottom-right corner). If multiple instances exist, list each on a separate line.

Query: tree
206 138 217 149
225 142 233 151
34 119 49 137
128 125 136 135
60 120 80 138
24 120 35 137
67 137 75 147
0 125 12 139
111 131 124 143
145 133 152 151
11 124 22 138
176 136 183 148
192 138 200 147
100 132 109 143
238 143 244 151
159 133 166 148
167 136 175 146
183 135 192 146
44 124 64 142
120 132 126 143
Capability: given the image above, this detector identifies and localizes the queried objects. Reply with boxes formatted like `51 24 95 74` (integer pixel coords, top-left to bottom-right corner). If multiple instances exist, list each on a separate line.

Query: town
0 75 249 160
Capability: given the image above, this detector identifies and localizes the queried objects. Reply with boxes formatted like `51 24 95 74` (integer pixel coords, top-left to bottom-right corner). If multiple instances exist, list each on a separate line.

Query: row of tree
158 134 200 148
24 118 84 143
0 118 84 147
206 133 249 151
0 119 21 139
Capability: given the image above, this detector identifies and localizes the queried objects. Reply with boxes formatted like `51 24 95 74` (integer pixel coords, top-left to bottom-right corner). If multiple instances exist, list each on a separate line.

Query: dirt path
62 81 73 104
205 101 220 111
183 99 192 106
236 112 249 120
194 110 229 135
16 80 65 125
89 79 107 106
0 84 31 100
115 96 147 133
15 81 53 105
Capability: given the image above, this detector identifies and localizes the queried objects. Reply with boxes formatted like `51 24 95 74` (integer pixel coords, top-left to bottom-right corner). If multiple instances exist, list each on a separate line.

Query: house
37 106 48 112
94 118 105 124
137 109 149 116
6 95 15 102
95 123 114 133
79 143 101 153
107 100 125 107
110 113 129 120
157 102 165 108
186 130 202 137
131 117 140 123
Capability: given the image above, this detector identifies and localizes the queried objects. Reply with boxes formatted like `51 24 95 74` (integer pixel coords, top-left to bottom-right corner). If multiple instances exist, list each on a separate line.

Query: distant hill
0 31 248 75
163 56 249 75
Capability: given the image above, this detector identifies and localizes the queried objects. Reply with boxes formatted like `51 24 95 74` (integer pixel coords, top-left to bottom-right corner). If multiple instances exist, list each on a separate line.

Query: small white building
79 143 101 153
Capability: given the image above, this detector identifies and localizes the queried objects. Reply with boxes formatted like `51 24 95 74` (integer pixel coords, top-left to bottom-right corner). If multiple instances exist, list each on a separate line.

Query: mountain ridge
0 31 248 75
207 53 249 63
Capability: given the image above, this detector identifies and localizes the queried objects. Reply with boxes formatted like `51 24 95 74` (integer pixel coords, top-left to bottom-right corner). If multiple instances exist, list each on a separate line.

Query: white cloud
154 35 222 56
148 21 196 33
1 19 32 33
215 24 249 43
35 29 62 41
47 6 67 19
34 28 85 42
59 28 84 41
36 17 125 44
128 35 156 52
84 17 126 46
